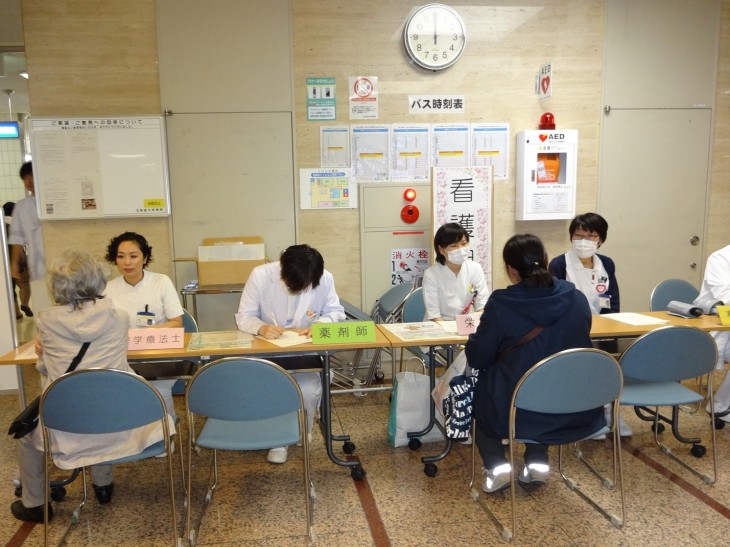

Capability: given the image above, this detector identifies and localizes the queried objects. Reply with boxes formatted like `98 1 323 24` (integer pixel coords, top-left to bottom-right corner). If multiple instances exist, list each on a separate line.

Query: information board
30 116 171 219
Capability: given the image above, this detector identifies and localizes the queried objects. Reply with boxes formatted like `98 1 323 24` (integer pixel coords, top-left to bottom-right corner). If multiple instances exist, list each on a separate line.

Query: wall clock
404 4 466 71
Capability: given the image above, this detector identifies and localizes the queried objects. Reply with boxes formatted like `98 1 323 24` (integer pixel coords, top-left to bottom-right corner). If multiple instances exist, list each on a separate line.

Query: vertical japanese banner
432 166 493 284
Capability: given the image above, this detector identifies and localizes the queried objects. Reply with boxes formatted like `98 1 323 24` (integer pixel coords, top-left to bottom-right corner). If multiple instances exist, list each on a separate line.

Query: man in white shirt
701 244 730 419
235 244 345 464
8 162 51 312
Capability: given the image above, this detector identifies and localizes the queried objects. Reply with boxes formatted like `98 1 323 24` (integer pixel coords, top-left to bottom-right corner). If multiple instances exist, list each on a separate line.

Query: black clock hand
434 15 437 44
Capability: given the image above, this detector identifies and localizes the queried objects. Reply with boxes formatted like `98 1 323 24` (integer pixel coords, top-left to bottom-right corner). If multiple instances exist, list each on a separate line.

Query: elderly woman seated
11 251 171 523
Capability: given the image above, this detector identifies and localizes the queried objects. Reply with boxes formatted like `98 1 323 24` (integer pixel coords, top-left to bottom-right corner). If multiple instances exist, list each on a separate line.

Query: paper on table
257 335 312 347
187 331 253 350
18 345 39 360
601 313 669 326
380 322 457 340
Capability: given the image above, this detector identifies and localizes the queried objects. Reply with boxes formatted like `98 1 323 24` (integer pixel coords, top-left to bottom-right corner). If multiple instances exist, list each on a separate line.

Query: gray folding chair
470 348 625 541
185 357 314 545
619 325 717 484
40 369 178 547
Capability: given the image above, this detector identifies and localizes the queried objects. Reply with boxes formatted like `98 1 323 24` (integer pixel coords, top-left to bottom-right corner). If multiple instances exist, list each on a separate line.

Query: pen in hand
461 291 478 315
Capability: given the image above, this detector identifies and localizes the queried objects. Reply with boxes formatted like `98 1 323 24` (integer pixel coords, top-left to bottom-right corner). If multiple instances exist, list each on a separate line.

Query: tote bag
388 361 444 447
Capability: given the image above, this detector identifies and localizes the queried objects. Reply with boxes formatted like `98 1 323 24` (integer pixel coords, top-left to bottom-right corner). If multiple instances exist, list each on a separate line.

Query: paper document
601 313 669 326
187 331 253 351
18 345 39 360
380 322 458 341
257 335 312 347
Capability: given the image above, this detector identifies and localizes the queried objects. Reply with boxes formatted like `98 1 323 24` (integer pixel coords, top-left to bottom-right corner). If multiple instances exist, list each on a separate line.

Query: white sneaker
618 415 633 437
267 447 288 464
518 463 550 485
482 463 511 493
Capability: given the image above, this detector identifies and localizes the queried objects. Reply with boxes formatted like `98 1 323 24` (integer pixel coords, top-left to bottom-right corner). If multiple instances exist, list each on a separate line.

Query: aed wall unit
515 130 578 220
359 182 431 312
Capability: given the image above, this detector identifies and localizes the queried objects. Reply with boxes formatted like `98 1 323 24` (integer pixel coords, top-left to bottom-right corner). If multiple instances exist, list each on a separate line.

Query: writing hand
259 324 284 339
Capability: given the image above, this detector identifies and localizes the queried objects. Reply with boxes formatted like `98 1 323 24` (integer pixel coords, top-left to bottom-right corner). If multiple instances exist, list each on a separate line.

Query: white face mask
572 239 598 259
446 247 469 265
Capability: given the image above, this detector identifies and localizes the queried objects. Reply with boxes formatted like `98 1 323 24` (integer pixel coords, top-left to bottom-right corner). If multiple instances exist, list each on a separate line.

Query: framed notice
30 116 171 220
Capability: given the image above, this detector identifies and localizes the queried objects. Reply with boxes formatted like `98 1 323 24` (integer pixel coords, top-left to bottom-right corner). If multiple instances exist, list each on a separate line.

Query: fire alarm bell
400 205 420 224
403 188 417 202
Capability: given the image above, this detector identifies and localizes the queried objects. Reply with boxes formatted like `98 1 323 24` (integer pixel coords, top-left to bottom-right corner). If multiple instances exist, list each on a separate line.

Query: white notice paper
601 313 669 326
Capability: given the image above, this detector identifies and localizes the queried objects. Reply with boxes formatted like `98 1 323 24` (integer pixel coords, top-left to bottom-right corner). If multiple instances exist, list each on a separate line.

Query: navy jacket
548 253 620 314
465 278 605 443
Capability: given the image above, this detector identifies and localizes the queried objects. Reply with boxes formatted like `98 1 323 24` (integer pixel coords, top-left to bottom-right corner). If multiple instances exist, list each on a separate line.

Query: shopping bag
431 351 468 414
388 362 444 447
8 396 40 439
442 374 477 440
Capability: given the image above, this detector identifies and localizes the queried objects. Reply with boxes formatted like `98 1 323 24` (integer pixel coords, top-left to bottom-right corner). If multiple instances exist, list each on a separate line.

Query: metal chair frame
618 325 718 484
184 357 314 545
469 348 625 541
39 369 178 547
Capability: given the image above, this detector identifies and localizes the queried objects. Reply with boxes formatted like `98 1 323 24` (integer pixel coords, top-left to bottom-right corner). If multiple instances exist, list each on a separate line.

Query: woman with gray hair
11 251 170 523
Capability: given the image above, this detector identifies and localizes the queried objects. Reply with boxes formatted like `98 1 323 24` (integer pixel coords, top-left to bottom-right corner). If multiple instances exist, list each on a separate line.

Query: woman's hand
35 340 43 356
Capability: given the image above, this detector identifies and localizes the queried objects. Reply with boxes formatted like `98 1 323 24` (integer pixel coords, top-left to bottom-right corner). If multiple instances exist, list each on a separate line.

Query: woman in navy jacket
465 234 604 493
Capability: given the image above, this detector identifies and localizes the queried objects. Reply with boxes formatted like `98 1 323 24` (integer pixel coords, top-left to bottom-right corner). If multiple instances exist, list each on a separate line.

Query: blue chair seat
100 439 167 465
196 412 300 451
621 377 704 407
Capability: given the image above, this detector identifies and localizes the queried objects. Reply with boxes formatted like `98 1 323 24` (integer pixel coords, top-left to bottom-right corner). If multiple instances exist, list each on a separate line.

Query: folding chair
39 369 178 547
400 287 450 371
338 283 414 387
470 348 625 541
185 357 314 545
619 325 717 484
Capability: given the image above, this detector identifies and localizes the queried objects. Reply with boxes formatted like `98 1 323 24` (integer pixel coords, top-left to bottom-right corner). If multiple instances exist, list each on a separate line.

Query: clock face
404 4 466 71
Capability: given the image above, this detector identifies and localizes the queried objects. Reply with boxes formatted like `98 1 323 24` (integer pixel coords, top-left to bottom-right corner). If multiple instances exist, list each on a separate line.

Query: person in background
465 234 603 493
422 222 489 321
11 251 169 522
548 212 631 437
699 244 730 421
235 244 345 464
3 201 31 319
8 161 50 314
103 232 183 417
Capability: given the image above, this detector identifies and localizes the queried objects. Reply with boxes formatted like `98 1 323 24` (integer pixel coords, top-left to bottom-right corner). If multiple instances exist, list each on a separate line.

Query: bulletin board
29 116 171 220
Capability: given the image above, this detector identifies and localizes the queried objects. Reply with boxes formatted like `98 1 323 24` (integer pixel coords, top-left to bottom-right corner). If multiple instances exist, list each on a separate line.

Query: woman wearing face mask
549 213 631 437
422 223 490 321
548 212 619 315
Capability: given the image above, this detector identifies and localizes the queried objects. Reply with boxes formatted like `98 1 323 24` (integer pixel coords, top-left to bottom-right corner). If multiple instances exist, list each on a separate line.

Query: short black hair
502 234 553 289
19 162 32 179
105 232 153 267
569 212 608 243
433 223 469 265
3 201 14 217
280 244 324 293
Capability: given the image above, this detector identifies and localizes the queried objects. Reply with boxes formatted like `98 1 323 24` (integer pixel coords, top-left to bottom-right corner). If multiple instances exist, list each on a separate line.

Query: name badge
598 295 611 310
137 311 156 327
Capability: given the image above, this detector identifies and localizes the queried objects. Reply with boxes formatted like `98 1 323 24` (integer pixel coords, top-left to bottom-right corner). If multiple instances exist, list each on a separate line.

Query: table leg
320 353 366 480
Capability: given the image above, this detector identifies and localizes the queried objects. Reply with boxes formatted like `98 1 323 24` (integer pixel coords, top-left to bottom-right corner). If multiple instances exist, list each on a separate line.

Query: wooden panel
156 0 292 113
604 0 720 108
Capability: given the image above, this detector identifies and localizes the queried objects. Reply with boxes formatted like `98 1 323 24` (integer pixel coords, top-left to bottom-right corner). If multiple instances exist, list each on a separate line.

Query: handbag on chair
8 342 90 439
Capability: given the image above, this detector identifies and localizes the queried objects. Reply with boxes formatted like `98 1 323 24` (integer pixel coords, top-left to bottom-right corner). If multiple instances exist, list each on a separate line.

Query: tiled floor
2 319 730 545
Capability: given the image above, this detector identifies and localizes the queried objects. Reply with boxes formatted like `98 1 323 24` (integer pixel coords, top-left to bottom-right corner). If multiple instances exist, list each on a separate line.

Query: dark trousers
475 421 549 469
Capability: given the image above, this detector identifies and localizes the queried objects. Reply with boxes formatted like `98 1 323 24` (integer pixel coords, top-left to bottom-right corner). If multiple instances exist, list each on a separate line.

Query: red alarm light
403 188 417 202
539 112 556 130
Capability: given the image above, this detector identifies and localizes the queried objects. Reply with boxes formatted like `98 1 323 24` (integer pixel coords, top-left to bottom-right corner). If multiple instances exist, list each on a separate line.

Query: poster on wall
432 166 493 283
349 76 378 120
390 247 429 286
306 77 336 121
320 125 350 167
299 168 356 209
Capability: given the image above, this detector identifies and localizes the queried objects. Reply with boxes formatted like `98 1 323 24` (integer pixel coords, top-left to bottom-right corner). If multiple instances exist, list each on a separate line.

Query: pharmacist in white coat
235 244 345 464
700 244 730 419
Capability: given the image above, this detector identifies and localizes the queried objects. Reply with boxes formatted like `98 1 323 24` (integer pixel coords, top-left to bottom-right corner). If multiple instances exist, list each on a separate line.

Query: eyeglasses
572 233 600 241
